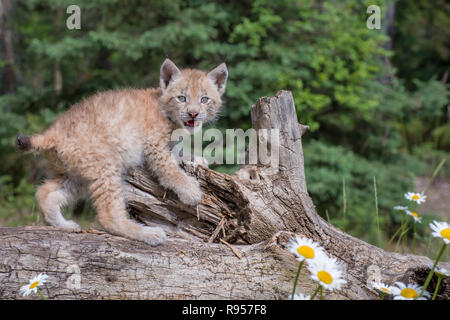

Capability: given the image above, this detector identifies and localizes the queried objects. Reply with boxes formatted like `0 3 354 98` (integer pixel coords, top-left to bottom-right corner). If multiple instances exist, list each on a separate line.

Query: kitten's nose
188 112 199 118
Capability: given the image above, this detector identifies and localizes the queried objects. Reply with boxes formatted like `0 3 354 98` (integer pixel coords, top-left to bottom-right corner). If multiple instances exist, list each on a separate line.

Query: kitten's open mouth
184 120 198 127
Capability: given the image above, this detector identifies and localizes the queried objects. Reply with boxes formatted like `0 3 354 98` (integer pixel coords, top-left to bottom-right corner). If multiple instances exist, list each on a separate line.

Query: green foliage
0 176 39 227
393 0 450 87
304 139 424 242
397 79 450 151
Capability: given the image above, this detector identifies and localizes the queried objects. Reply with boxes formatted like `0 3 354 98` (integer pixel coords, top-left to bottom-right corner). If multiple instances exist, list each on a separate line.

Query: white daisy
394 206 408 211
370 281 396 295
392 282 430 300
429 220 450 244
404 192 427 205
405 210 422 223
19 273 48 297
289 293 311 300
434 267 450 279
307 255 346 291
286 236 326 262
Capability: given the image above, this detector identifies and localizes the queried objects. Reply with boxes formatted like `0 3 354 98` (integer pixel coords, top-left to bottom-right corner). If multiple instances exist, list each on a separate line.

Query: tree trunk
0 91 448 300
0 0 20 93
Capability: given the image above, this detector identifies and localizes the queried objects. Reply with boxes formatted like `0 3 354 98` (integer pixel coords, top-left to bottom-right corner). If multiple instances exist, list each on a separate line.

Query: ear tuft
207 63 228 95
160 58 181 90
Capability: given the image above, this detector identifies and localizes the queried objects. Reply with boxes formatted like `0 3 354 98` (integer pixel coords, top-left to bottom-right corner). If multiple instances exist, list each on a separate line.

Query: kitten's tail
15 133 55 152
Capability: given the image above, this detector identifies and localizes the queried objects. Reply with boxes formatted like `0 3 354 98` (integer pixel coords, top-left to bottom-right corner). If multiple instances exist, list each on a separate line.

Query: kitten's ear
160 58 181 90
207 63 228 95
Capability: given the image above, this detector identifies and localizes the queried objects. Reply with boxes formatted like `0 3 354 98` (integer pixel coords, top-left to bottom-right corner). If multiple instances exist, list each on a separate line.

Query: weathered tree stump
0 91 448 300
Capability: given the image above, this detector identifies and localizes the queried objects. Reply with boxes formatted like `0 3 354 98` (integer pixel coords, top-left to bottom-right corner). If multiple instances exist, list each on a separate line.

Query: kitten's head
158 58 228 134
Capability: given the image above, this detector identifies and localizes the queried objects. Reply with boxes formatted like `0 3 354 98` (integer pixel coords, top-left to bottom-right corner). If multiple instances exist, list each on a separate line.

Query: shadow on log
0 91 448 300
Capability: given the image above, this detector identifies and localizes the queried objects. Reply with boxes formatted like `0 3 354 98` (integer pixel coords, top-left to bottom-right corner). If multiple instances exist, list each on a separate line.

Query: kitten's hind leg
35 178 82 231
89 174 166 246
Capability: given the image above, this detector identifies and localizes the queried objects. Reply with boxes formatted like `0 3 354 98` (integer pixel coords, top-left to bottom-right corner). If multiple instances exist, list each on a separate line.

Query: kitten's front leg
145 142 202 205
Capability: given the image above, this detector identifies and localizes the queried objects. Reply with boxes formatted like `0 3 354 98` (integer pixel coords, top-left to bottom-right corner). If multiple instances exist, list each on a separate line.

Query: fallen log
0 90 448 300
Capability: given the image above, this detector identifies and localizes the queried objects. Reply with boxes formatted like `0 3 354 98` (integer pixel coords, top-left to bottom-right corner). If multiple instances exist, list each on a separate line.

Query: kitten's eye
177 96 186 103
200 97 209 104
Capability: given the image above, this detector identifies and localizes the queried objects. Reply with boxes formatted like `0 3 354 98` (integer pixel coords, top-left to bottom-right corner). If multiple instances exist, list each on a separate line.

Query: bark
1 91 448 300
384 1 395 52
0 0 18 93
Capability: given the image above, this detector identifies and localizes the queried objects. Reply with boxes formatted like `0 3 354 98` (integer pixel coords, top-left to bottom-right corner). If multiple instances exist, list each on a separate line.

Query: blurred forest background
0 0 449 256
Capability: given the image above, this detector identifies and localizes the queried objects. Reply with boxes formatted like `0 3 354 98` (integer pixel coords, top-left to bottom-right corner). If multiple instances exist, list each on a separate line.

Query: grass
373 176 381 247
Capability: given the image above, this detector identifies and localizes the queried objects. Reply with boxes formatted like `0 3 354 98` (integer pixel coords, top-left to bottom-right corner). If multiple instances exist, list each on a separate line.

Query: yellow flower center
297 246 315 259
317 270 333 285
412 195 420 200
440 228 450 240
400 288 418 299
381 287 390 293
29 281 39 289
410 211 418 218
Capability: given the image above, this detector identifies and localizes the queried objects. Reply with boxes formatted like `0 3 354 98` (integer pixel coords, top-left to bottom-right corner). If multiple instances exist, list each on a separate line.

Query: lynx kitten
16 59 228 246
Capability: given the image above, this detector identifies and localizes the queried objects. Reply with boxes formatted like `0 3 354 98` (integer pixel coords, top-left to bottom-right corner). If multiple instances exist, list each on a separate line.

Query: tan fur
26 59 228 246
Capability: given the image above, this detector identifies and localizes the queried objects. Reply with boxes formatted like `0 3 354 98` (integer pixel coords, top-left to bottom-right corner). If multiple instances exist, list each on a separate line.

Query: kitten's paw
60 220 82 232
141 226 166 246
176 176 202 205
192 155 209 168
182 155 209 168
